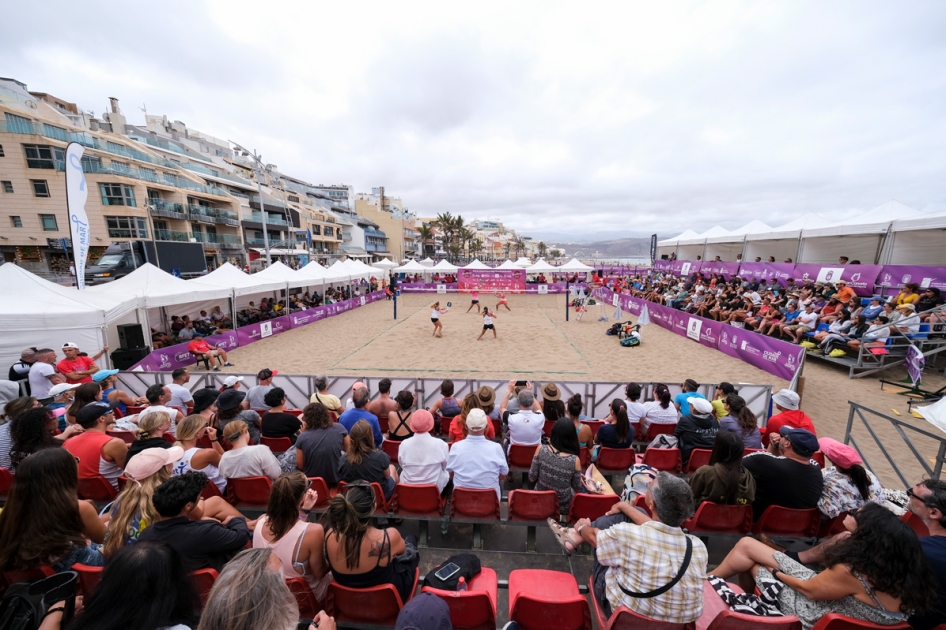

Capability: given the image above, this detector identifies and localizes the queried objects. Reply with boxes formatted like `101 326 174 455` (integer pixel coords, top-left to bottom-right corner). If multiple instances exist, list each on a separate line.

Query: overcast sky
3 1 945 240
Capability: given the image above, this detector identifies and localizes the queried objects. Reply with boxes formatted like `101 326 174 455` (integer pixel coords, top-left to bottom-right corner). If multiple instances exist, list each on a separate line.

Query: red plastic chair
191 568 218 606
579 446 591 469
743 448 765 455
581 420 604 437
684 449 713 474
381 439 401 462
71 563 103 598
818 512 850 538
451 487 501 521
106 430 135 444
543 419 557 439
439 416 457 437
508 444 538 469
1 565 54 592
640 448 683 473
287 409 303 417
596 448 637 474
698 580 800 630
567 494 620 524
811 451 825 469
392 484 445 517
589 575 694 630
507 489 560 522
326 567 419 625
643 423 677 442
490 417 503 440
196 434 213 449
0 467 13 499
125 404 146 415
751 506 820 539
422 567 498 630
900 510 930 537
336 481 390 514
683 502 752 535
508 569 591 630
287 576 322 618
226 476 273 508
307 477 333 508
201 479 224 501
77 476 118 502
260 436 292 453
162 432 177 445
809 613 910 630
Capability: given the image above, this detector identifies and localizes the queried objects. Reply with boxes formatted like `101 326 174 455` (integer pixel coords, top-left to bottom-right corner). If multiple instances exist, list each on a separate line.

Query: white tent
372 259 397 270
0 264 138 369
526 259 559 273
498 260 521 269
558 258 594 272
192 263 287 296
462 259 491 269
884 210 946 265
250 261 314 290
395 260 430 273
431 260 459 273
302 261 328 273
339 259 375 280
88 263 232 308
418 257 435 267
703 220 771 261
744 213 830 262
657 229 702 259
799 201 921 264
514 257 533 268
672 226 729 260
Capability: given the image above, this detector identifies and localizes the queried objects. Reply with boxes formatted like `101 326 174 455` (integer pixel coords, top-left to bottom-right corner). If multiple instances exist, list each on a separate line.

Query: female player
477 307 498 340
431 302 448 337
466 284 481 313
495 291 511 312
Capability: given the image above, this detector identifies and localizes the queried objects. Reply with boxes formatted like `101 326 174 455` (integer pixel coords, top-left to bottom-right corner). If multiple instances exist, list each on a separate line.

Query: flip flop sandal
547 518 576 555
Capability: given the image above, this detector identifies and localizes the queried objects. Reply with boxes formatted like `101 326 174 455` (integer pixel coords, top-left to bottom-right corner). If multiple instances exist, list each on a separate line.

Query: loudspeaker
111 347 149 370
117 323 146 350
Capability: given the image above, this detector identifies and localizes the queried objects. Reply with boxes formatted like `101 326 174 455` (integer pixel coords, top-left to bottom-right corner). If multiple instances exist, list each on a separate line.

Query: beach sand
222 293 945 488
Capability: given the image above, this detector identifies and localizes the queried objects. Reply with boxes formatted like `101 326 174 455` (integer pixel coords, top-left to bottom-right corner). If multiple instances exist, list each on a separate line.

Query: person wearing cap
63 401 129 490
672 379 706 416
216 388 261 445
246 368 278 410
395 592 452 630
28 348 64 400
447 408 508 499
187 336 233 372
56 342 107 385
94 369 146 416
762 389 816 447
220 374 245 392
673 397 720 466
398 410 451 493
816 438 883 519
906 478 946 630
833 280 857 305
891 302 921 334
502 380 544 452
918 287 945 321
45 382 80 412
7 348 36 395
338 387 384 448
743 426 824 521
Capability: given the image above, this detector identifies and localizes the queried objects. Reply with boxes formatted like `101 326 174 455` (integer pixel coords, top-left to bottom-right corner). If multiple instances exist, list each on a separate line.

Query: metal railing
147 200 187 220
154 229 191 242
244 212 290 227
244 237 291 248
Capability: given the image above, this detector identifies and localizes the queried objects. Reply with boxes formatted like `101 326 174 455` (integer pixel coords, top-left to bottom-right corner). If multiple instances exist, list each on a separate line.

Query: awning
250 248 306 256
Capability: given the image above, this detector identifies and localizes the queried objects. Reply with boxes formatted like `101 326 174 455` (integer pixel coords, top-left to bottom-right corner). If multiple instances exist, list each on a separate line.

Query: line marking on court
543 309 593 368
328 303 421 370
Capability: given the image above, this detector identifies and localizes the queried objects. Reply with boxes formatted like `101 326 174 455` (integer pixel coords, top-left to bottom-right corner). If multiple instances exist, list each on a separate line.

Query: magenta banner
699 261 741 280
878 266 946 295
130 331 240 372
717 326 805 382
236 315 292 345
398 283 459 292
457 269 526 292
671 260 702 277
672 311 690 337
289 306 328 327
736 262 794 287
654 260 673 272
687 315 722 350
790 264 882 296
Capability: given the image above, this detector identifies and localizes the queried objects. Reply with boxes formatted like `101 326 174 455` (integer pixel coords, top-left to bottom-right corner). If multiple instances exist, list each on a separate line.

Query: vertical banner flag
65 142 91 290
650 234 657 263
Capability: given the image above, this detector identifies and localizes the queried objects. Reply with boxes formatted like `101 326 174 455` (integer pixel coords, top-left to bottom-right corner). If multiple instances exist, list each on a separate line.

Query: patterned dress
529 445 582 513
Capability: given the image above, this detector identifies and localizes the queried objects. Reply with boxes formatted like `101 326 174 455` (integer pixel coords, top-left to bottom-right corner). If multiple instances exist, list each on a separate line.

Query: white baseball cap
62 342 79 349
223 375 244 387
48 383 80 398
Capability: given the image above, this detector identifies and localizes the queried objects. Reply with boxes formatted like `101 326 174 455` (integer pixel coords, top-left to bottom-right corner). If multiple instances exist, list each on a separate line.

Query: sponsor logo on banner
158 354 173 370
681 262 691 276
538 284 548 294
687 318 702 341
612 294 620 306
175 350 192 363
260 321 273 338
437 285 446 294
922 278 932 288
360 296 367 306
903 274 912 283
64 143 91 289
817 267 845 283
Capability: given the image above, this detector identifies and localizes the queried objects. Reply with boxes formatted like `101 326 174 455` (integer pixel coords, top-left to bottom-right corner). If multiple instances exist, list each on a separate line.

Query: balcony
186 205 241 227
192 232 244 250
155 229 191 242
181 162 256 187
52 160 232 197
244 236 290 248
243 212 290 227
148 200 187 220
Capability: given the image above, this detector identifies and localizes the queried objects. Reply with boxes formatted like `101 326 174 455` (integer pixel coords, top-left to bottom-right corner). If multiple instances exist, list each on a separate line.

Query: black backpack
0 571 77 630
424 553 481 591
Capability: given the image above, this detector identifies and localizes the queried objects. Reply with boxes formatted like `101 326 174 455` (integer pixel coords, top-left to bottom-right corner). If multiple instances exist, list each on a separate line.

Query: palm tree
550 248 563 260
459 227 475 261
537 241 548 258
418 223 434 256
469 239 482 259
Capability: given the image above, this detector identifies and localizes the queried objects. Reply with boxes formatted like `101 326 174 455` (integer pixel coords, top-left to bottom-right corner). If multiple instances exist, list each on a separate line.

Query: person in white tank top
173 447 227 493
477 308 498 340
430 301 448 338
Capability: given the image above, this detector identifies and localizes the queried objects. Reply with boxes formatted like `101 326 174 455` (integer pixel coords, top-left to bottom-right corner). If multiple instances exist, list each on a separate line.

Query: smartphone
515 380 528 387
434 562 461 581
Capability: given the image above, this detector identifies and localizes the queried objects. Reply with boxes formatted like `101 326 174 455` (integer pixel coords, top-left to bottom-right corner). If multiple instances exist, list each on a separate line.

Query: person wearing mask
397 410 450 494
816 438 883 519
743 427 824 521
295 403 350 485
218 420 282 483
674 397 720 466
717 395 762 449
641 383 678 434
689 431 756 505
529 418 582 514
761 389 816 447
673 379 706 416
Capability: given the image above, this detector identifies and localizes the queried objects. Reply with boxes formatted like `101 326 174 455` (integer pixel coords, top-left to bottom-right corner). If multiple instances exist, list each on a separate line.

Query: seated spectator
343 381 365 411
842 315 890 354
218 420 282 482
689 431 756 505
641 383 678 434
338 387 384 447
65 381 104 426
504 384 545 451
398 410 450 494
906 479 946 630
717 395 762 449
894 282 921 306
892 303 922 334
743 427 824 521
860 297 884 322
673 379 706 415
539 383 565 418
446 409 508 499
309 374 342 415
260 387 302 444
151 327 174 349
44 382 78 414
210 305 231 326
60 540 199 630
295 403 350 485
122 383 185 435
674 397 720 466
165 368 194 415
64 401 128 490
9 407 80 472
187 336 233 372
93 369 146 416
246 368 278 410
710 503 933 629
191 387 219 427
253 472 331 603
216 389 261 444
339 420 398 499
529 418 582 514
139 471 252 572
219 375 244 393
624 382 648 424
817 438 883 519
595 399 634 451
762 389 816 446
324 482 419 604
918 287 945 321
784 303 819 343
177 320 201 340
474 385 501 423
367 377 400 423
394 593 452 630
125 410 173 468
170 315 185 334
450 393 497 442
818 313 868 356
550 471 707 624
172 414 227 494
386 390 416 441
566 393 594 447
0 396 39 469
0 448 106 572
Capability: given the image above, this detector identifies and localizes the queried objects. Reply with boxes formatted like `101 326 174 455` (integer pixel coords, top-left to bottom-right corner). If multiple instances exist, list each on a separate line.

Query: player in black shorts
477 308 498 340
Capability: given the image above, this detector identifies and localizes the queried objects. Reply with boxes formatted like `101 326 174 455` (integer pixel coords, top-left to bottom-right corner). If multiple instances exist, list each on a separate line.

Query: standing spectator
762 389 816 446
56 342 107 385
743 427 824 521
717 395 762 449
529 418 582 514
689 431 756 506
166 368 194 414
216 389 261 444
246 368 278 410
446 409 508 499
398 410 450 493
7 348 36 395
28 348 63 400
261 387 302 443
338 420 398 500
63 401 128 490
338 387 384 447
641 384 678 434
906 479 946 630
295 403 350 485
816 438 883 519
674 397 720 466
218 420 282 482
309 375 342 415
673 379 706 416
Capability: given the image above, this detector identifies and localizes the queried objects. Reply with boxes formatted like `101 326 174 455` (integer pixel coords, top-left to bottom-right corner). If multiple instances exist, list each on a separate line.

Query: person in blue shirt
861 297 884 322
673 379 706 416
338 387 384 446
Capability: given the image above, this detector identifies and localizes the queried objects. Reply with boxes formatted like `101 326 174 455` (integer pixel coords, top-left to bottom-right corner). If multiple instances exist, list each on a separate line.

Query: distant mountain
544 237 654 259
530 230 657 243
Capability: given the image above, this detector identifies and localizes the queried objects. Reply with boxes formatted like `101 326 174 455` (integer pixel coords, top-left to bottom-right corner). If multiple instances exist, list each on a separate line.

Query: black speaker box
117 323 146 350
111 347 149 370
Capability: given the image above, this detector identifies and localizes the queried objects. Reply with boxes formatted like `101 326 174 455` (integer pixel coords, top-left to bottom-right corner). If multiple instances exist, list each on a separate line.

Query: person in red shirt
187 338 234 372
57 342 107 385
762 389 817 447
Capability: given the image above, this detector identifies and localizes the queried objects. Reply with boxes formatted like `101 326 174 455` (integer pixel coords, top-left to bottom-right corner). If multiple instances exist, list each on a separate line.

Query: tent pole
100 326 111 369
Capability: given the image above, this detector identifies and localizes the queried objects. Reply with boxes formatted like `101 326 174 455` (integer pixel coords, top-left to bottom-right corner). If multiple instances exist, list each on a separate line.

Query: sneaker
213 366 221 372
224 362 235 367
829 349 847 358
502 623 521 630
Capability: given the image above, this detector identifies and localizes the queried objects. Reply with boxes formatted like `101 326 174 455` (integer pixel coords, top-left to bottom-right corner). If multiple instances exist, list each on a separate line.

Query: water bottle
457 576 467 592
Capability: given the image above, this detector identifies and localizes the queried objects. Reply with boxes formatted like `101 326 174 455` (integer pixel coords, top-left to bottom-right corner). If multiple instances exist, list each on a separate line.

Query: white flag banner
638 304 651 326
65 142 91 290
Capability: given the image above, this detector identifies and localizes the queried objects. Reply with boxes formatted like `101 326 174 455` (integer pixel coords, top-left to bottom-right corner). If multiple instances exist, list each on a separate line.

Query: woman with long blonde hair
171 414 226 494
124 410 172 470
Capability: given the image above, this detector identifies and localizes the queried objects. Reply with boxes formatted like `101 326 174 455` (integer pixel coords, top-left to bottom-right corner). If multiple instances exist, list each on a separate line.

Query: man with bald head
338 386 384 446
8 348 37 395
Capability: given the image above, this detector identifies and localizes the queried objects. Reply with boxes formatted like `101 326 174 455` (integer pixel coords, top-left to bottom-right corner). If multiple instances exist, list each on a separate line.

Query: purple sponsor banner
717 326 804 382
289 306 328 328
236 315 292 345
699 261 740 280
790 264 882 296
878 265 946 296
671 260 702 277
648 302 676 331
737 262 768 281
654 260 673 272
672 311 690 337
689 315 722 350
204 330 239 351
131 331 239 372
399 283 459 293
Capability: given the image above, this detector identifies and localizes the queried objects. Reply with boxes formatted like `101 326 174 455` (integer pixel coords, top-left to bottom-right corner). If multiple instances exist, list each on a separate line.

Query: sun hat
92 369 120 383
772 389 800 410
779 426 819 457
192 388 220 413
689 398 714 416
542 383 561 402
465 408 488 431
476 386 496 407
48 383 80 398
62 342 79 349
898 303 916 312
216 389 246 412
818 437 862 469
125 446 184 481
409 409 434 434
222 375 244 387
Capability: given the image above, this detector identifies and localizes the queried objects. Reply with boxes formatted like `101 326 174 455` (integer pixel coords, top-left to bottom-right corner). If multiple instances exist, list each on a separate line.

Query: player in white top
477 308 498 340
430 301 449 338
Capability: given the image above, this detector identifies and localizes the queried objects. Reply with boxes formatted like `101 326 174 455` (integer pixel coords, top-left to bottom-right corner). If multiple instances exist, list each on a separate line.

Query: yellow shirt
896 292 919 306
711 398 727 420
309 391 341 411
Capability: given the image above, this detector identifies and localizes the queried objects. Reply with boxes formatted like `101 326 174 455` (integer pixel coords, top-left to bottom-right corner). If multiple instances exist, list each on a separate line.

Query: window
106 216 148 238
1 181 12 193
324 226 333 236
147 189 161 202
40 214 58 231
139 167 156 181
10 216 22 228
81 155 101 171
24 144 64 169
153 219 168 231
288 195 300 203
42 124 68 141
0 145 4 157
4 113 32 134
31 180 50 198
311 225 321 235
99 183 136 207
110 160 130 174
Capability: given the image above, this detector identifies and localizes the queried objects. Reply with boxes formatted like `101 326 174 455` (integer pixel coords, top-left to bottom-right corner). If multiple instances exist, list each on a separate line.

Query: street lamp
230 142 271 266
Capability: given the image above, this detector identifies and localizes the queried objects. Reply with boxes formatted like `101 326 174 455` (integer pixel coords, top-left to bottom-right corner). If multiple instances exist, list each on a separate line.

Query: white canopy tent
88 263 232 308
656 229 701 259
394 260 430 274
675 226 730 260
514 257 533 268
704 220 772 261
371 259 397 270
558 258 594 272
743 213 830 262
418 257 435 267
498 260 522 269
525 259 559 274
798 201 921 264
462 259 491 270
250 261 314 290
431 260 459 273
193 262 287 296
884 210 946 265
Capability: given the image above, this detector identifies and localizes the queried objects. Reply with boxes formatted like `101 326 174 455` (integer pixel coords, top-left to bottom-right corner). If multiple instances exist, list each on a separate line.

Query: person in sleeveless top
324 482 419 603
430 379 462 434
172 414 227 494
476 307 498 340
711 503 935 629
253 472 331 602
386 390 416 442
63 401 127 490
338 421 398 499
430 301 448 337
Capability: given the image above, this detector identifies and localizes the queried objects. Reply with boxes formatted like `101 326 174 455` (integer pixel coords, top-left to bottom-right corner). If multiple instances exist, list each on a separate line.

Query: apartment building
354 188 418 261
